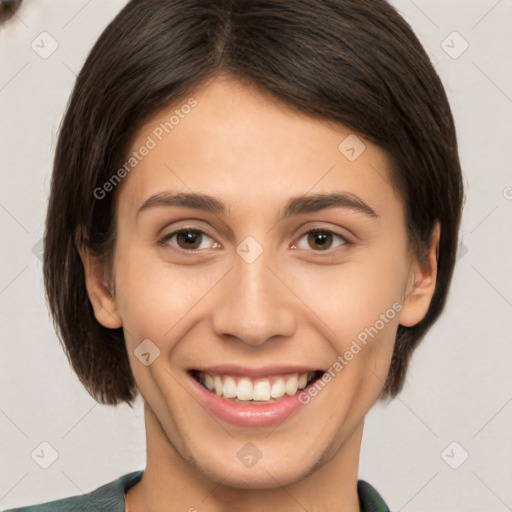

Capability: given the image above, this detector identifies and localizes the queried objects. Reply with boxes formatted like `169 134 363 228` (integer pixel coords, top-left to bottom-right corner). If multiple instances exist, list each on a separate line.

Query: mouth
188 369 325 404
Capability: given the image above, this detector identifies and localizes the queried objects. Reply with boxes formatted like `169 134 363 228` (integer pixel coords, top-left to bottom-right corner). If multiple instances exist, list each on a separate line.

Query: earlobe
398 221 440 328
77 244 122 329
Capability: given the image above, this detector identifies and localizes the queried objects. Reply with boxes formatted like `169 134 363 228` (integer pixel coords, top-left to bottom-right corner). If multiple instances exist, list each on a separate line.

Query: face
82 75 437 490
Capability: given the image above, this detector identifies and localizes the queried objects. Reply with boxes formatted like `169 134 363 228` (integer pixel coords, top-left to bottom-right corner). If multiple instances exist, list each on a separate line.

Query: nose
212 245 297 347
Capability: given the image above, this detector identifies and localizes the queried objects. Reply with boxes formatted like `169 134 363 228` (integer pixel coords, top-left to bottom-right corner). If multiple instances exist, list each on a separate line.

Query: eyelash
157 226 350 256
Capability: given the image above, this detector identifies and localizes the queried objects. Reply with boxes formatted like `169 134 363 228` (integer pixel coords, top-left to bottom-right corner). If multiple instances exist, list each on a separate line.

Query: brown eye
295 229 348 252
0 0 23 24
159 228 218 253
175 229 203 250
308 230 334 251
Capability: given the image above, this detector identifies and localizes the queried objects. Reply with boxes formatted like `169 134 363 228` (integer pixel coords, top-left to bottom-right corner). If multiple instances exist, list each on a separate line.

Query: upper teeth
198 371 314 401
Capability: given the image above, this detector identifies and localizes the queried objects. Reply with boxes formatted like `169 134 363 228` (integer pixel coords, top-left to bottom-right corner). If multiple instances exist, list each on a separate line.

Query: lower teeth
233 397 279 403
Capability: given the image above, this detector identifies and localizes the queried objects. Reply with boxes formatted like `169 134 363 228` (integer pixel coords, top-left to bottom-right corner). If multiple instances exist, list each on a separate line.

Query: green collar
5 470 390 512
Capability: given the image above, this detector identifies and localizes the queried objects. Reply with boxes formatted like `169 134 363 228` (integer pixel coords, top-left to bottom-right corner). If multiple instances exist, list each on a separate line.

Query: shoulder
4 470 144 512
357 479 391 512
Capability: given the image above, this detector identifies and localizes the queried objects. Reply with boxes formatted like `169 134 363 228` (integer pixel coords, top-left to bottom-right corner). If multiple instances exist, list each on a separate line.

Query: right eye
158 228 221 253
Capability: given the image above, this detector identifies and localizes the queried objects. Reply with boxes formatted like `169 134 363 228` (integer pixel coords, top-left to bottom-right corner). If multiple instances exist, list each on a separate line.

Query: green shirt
5 470 391 511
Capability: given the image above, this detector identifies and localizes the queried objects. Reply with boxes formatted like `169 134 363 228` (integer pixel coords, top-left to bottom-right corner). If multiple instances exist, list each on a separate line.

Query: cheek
113 248 222 345
292 253 406 345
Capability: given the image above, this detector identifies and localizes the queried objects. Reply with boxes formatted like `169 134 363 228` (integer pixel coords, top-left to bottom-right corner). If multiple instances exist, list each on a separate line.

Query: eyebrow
136 191 379 221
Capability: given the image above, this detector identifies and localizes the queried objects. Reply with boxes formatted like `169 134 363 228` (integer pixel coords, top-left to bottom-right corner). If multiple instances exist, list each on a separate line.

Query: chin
210 465 309 490
190 448 320 490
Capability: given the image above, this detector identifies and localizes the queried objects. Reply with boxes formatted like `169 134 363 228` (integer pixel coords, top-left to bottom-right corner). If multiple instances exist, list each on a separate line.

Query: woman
6 0 464 510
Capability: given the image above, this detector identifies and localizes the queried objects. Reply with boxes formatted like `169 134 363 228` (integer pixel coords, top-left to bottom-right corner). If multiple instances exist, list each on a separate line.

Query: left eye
294 229 348 251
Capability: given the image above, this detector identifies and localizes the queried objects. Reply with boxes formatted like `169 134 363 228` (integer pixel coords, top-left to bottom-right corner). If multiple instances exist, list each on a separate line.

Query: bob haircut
43 0 464 406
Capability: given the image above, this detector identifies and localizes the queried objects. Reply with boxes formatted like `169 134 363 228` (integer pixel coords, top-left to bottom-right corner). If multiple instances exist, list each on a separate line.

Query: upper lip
189 365 324 377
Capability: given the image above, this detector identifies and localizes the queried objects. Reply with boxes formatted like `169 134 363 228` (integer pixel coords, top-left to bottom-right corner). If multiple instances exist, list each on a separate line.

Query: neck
126 402 363 512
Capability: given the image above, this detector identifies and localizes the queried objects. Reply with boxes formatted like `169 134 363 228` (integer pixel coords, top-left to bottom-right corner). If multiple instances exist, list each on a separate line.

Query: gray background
0 0 511 510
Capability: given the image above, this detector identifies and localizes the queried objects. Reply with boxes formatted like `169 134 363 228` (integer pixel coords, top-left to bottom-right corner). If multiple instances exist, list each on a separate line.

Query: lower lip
186 372 313 427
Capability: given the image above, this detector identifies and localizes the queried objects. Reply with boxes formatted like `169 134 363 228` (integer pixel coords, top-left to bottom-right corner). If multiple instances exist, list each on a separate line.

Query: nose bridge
212 238 296 346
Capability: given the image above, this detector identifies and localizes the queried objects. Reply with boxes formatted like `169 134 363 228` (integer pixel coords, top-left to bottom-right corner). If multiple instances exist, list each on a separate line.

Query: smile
186 365 327 426
191 370 324 402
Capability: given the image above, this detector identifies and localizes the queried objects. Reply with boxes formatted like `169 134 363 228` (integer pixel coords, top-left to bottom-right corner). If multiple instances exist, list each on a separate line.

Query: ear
77 244 122 329
399 221 440 328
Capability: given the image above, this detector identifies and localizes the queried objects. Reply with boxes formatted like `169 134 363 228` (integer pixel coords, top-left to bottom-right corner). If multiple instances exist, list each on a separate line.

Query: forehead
117 76 399 220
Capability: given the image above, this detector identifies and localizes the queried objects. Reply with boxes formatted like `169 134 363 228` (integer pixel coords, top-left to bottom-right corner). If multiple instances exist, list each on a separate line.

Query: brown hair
43 0 464 406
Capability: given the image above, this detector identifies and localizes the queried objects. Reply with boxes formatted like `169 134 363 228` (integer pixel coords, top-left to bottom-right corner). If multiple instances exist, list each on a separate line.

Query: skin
79 75 439 512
